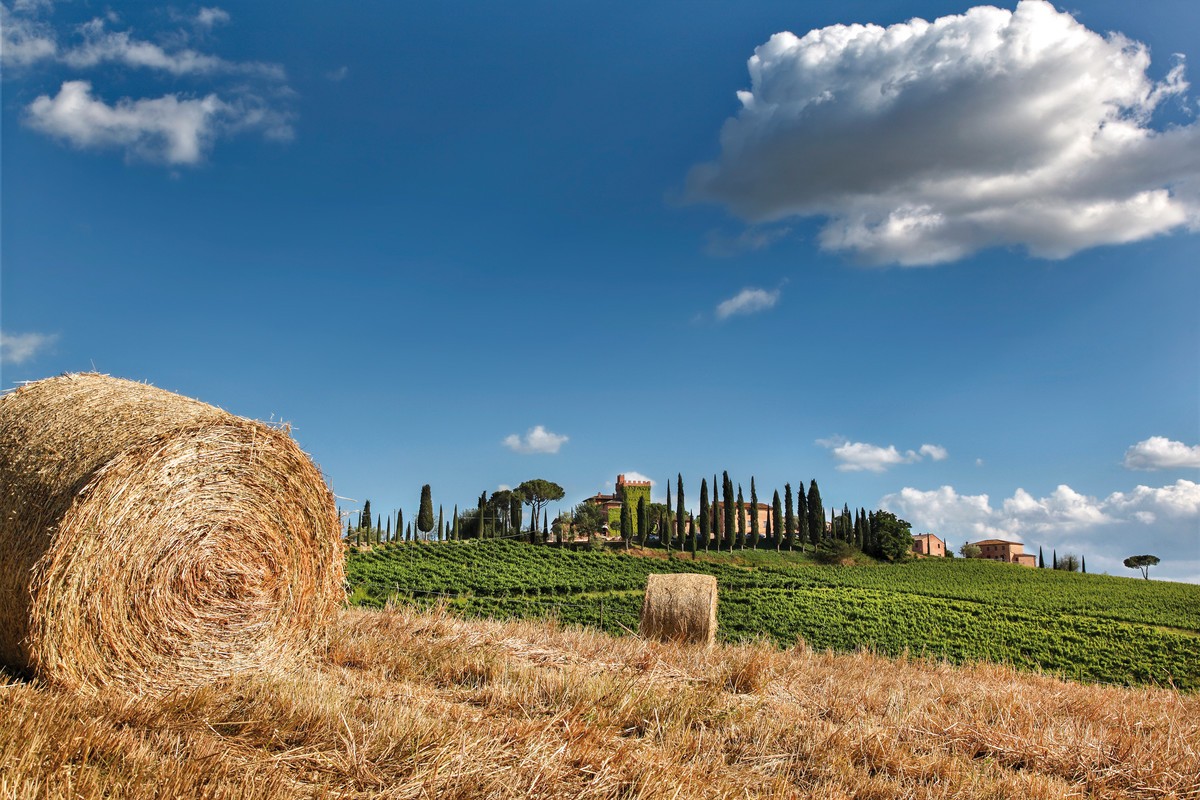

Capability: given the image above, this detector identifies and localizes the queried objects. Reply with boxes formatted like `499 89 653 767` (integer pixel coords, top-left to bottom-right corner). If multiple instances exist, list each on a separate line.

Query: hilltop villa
911 533 946 557
584 474 652 533
966 538 1037 567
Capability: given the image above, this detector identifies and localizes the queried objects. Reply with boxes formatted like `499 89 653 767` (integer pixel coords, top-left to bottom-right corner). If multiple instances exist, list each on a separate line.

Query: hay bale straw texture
639 573 718 646
0 373 344 696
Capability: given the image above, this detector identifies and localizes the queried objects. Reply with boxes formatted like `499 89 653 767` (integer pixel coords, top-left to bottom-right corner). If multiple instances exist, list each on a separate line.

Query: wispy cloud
1124 437 1200 470
687 0 1200 265
25 81 291 165
503 425 568 455
62 17 284 79
5 4 293 167
715 287 779 320
194 7 231 30
0 3 57 67
818 437 948 472
0 330 58 364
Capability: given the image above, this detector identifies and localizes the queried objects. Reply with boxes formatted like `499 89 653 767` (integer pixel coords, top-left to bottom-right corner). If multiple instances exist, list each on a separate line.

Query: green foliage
1056 553 1081 572
814 537 854 565
417 485 434 537
807 480 823 547
518 478 565 538
874 511 913 563
572 500 606 535
345 542 1200 690
749 477 759 549
1124 554 1161 580
784 483 795 551
960 543 982 559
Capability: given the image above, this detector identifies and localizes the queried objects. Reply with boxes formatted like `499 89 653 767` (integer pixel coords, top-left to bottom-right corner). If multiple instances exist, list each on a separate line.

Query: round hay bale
639 573 717 646
0 373 343 696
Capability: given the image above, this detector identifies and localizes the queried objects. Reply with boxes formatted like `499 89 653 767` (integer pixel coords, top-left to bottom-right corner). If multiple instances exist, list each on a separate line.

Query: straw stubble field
3 605 1198 799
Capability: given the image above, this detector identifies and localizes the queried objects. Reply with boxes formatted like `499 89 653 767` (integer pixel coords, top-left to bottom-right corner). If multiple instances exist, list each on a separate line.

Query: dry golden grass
3 606 1198 799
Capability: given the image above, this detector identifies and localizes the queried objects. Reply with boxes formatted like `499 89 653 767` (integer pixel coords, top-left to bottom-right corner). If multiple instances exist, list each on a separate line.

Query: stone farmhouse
712 501 771 536
911 533 946 557
967 538 1037 567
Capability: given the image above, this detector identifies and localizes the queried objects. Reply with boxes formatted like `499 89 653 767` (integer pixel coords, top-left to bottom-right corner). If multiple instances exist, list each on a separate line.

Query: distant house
712 501 771 539
584 474 652 534
966 538 1037 567
911 533 946 557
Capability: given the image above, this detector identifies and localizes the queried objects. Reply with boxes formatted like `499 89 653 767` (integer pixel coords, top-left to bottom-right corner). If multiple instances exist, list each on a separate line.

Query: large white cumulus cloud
882 480 1200 581
687 0 1200 265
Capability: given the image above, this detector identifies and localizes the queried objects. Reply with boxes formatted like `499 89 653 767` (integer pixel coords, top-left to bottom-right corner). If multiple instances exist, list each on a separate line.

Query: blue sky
3 0 1198 580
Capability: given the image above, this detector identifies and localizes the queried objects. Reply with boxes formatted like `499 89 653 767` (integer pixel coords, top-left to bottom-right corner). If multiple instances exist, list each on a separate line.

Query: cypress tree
749 477 759 549
478 491 487 539
361 500 372 535
807 480 824 545
665 483 672 550
712 473 720 543
676 473 685 548
386 515 392 542
637 495 648 547
437 506 444 542
842 503 851 541
620 495 632 547
1053 549 1058 569
405 522 412 541
764 501 772 547
699 478 710 552
772 490 783 550
688 516 697 556
509 494 522 540
543 512 549 543
452 504 460 540
796 486 808 551
1039 546 1045 568
783 483 795 551
736 485 746 549
722 472 734 550
417 484 434 542
1082 555 1086 574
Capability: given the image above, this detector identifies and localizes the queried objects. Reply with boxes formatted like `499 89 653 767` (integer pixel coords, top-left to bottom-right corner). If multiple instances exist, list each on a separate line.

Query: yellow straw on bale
0 373 344 696
639 573 718 646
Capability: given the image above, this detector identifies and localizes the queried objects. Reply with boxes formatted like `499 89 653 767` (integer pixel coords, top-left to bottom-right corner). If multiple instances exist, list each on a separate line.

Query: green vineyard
345 541 1200 690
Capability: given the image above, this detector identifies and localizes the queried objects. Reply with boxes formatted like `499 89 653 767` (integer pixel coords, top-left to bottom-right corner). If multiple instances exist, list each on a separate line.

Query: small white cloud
715 287 779 320
0 3 57 67
496 484 511 492
919 444 949 462
503 425 568 455
1124 436 1200 470
0 330 58 364
24 81 292 165
620 471 655 486
818 437 948 472
194 7 231 29
326 65 349 82
686 0 1200 265
975 458 985 467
